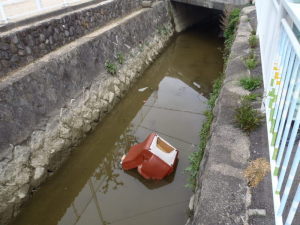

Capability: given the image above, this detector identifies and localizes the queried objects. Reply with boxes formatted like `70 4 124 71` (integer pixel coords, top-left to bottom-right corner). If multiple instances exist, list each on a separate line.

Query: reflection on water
10 26 223 225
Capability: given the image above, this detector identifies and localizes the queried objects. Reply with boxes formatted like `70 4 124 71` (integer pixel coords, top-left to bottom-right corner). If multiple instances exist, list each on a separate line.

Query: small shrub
105 60 117 75
248 34 258 48
235 100 263 133
240 77 262 91
242 93 261 101
116 53 125 65
244 51 258 70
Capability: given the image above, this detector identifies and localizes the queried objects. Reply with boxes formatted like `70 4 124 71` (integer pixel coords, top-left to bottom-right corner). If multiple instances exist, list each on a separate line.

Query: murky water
11 26 223 225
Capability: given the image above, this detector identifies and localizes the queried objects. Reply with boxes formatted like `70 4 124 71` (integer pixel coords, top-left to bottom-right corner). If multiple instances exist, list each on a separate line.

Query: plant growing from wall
221 8 241 62
244 51 258 70
248 34 258 48
240 77 262 91
105 60 117 75
235 99 263 133
185 76 223 189
186 8 241 190
116 53 125 65
241 93 261 101
158 25 168 36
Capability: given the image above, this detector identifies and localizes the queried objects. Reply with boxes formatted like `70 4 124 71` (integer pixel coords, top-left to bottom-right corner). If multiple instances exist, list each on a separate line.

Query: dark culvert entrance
10 4 224 225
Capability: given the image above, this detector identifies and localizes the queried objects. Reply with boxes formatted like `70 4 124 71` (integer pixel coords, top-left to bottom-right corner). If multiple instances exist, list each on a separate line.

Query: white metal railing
256 0 300 225
0 0 93 24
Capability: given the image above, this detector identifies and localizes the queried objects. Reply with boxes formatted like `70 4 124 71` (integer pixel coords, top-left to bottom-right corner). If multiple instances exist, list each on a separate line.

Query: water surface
11 26 223 225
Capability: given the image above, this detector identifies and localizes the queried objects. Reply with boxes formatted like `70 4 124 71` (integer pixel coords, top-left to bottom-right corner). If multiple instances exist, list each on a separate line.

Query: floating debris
193 82 201 89
138 87 148 92
121 133 178 180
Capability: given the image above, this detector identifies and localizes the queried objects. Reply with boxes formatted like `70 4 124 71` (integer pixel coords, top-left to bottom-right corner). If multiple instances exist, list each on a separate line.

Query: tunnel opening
170 1 224 34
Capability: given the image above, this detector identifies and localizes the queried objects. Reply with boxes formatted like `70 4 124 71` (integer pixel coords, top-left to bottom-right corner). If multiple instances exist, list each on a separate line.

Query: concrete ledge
187 6 259 225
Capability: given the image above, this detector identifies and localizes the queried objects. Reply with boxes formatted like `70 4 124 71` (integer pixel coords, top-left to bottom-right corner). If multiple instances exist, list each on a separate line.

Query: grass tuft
105 60 117 75
241 93 261 101
239 77 262 91
244 51 258 70
235 100 263 133
248 34 258 48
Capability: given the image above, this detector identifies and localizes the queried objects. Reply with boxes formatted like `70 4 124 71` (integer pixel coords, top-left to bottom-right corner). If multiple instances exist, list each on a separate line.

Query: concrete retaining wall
0 1 174 224
186 6 260 225
0 0 142 78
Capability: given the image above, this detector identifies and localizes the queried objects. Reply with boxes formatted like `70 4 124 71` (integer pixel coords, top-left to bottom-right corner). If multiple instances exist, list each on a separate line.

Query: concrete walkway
187 6 275 225
0 0 93 23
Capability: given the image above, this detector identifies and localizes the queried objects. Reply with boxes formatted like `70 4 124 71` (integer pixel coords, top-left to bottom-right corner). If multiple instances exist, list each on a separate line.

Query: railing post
0 2 8 23
35 0 43 10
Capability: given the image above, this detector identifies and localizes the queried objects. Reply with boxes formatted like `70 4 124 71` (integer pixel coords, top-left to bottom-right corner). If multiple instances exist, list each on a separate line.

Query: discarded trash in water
121 133 178 180
138 87 148 92
193 82 201 89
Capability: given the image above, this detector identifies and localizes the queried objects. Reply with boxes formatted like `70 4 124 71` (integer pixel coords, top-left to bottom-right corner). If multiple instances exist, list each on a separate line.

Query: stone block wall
0 0 142 78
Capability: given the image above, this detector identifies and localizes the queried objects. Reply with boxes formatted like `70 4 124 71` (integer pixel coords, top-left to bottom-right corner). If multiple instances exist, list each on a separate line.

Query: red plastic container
121 133 178 180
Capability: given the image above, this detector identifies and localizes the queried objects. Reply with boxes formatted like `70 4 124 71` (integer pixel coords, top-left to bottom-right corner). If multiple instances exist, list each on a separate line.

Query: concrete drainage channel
0 0 227 224
1 1 270 225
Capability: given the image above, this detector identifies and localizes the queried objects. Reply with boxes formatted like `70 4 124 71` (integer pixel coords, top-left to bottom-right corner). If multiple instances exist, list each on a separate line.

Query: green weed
105 60 117 75
222 8 241 63
241 93 261 101
248 34 258 48
240 77 262 91
116 53 125 65
235 100 263 133
185 76 223 189
244 51 258 70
